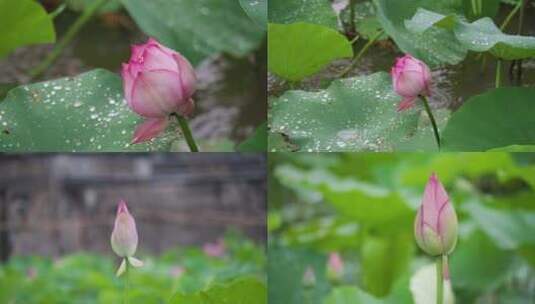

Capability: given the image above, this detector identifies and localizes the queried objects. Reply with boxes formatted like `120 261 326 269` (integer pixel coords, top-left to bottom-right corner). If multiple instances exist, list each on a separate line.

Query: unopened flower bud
414 173 458 256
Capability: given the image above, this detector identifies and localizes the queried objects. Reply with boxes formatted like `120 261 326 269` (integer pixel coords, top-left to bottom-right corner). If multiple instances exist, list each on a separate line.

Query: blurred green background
268 152 535 304
0 232 265 304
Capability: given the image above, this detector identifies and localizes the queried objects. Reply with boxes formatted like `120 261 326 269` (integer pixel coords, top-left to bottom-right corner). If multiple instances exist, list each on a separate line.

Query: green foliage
374 0 467 66
269 153 535 303
269 72 419 151
268 0 338 29
339 1 388 40
267 23 353 81
170 277 267 304
66 0 122 13
239 0 267 30
406 8 535 60
441 87 535 151
0 235 265 303
0 69 176 152
237 122 267 152
0 0 56 59
121 0 265 65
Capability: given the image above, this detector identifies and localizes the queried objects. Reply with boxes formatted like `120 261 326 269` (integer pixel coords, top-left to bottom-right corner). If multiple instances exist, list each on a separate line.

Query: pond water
268 1 535 112
0 9 266 148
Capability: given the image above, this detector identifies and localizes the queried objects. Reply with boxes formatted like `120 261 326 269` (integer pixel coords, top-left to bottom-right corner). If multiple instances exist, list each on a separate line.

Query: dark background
0 153 266 261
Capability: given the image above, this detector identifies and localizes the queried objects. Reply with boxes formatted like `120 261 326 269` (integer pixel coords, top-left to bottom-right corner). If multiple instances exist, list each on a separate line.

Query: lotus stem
496 59 502 88
173 113 199 152
28 0 109 80
49 3 67 19
436 255 444 304
124 259 129 304
421 96 441 149
348 0 357 35
500 0 523 31
339 29 384 78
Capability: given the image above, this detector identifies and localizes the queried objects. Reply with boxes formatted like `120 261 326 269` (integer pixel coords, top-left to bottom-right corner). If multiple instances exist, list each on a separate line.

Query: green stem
124 259 129 304
500 0 523 31
338 29 384 78
349 0 357 35
28 0 109 80
421 96 441 149
173 113 199 152
436 255 444 304
49 3 67 19
496 59 502 88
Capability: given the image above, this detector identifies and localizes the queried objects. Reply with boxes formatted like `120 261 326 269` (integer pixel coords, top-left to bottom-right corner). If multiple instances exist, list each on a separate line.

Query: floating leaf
374 0 466 66
406 8 535 60
269 72 419 151
122 0 264 65
268 0 338 29
441 87 535 151
0 0 56 59
268 22 353 81
239 0 267 29
0 69 176 152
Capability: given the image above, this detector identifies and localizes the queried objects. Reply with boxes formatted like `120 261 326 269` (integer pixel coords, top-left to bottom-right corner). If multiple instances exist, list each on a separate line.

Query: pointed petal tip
118 200 128 214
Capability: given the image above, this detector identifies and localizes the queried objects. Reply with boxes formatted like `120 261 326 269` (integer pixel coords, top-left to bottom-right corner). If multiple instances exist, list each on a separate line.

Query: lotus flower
391 54 432 111
414 173 458 256
111 200 143 276
121 38 197 144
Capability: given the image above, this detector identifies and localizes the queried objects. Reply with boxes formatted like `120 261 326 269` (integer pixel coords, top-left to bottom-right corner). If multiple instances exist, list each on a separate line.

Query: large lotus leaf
0 0 56 59
406 8 535 60
441 87 535 151
0 69 177 152
239 0 267 29
268 0 338 29
374 0 466 66
450 230 515 291
463 202 535 250
268 22 353 81
269 72 420 152
361 233 413 296
121 0 264 65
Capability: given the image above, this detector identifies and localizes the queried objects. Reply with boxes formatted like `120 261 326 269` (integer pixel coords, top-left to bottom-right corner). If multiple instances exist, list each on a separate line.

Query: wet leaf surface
0 69 177 152
407 8 535 60
269 72 420 152
268 0 338 29
375 0 467 66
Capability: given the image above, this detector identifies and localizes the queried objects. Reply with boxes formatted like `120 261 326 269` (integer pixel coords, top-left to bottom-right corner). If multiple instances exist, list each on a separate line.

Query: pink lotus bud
121 38 197 143
111 200 143 276
391 54 432 111
327 252 344 278
414 173 458 256
203 238 226 257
